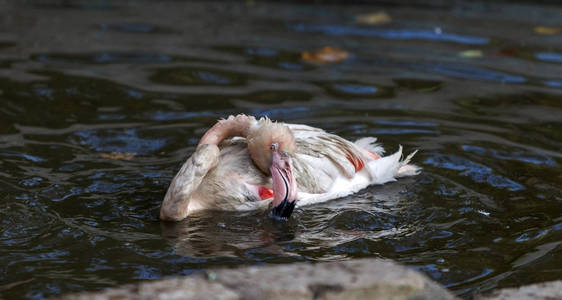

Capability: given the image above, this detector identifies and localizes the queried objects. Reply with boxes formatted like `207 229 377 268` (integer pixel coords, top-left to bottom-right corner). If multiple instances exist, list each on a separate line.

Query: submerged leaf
301 46 349 64
534 26 561 35
356 11 392 25
100 152 136 160
458 50 483 58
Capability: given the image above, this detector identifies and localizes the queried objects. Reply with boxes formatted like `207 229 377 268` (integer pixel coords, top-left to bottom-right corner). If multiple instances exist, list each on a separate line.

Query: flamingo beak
269 145 298 220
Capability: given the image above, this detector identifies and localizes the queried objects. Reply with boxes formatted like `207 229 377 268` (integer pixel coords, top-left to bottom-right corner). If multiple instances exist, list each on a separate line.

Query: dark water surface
1 1 561 299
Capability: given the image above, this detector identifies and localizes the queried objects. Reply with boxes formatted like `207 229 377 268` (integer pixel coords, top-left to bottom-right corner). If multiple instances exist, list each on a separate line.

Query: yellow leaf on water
458 50 483 58
356 11 392 25
534 26 561 35
100 152 136 160
301 46 349 64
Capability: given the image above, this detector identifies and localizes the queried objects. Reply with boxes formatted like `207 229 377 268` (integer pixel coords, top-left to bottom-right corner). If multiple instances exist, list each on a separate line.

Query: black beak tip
270 199 296 220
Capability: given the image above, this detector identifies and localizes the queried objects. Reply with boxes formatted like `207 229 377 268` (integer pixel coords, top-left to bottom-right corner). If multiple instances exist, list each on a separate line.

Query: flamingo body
160 116 420 221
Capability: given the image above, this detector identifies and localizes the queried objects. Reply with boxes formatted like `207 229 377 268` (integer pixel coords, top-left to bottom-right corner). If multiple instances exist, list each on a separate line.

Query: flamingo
160 114 420 221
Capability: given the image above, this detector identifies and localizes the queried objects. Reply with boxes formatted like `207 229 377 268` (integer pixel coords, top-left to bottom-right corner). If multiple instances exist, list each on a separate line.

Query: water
1 1 561 299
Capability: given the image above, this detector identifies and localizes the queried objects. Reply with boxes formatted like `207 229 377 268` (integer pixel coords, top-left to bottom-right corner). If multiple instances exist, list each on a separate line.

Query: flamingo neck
198 114 256 146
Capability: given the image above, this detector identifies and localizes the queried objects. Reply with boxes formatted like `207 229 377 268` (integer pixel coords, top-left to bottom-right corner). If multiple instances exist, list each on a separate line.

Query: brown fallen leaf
356 11 392 25
100 152 136 160
491 48 519 57
301 46 349 64
534 26 561 35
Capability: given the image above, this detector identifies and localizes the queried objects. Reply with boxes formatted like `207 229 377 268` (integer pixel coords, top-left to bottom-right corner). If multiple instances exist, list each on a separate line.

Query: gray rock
211 259 456 300
60 276 238 300
475 280 562 300
58 259 457 300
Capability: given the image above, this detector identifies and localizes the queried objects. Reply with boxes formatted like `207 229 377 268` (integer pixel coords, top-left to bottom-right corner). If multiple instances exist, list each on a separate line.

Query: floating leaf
458 50 483 58
534 26 561 35
301 46 349 64
100 152 136 160
356 11 392 25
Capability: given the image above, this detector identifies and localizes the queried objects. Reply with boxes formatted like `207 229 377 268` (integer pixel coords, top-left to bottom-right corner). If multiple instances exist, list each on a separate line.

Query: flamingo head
248 119 298 220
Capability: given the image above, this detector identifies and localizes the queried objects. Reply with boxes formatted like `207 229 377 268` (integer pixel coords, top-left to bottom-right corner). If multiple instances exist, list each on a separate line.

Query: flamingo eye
270 143 278 151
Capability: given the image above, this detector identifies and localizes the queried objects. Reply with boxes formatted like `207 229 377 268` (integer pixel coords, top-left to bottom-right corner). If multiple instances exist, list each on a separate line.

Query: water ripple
99 23 171 34
149 111 219 121
332 84 378 95
424 154 525 191
535 52 562 63
34 52 173 65
73 129 166 154
412 63 526 83
293 24 490 45
462 145 556 167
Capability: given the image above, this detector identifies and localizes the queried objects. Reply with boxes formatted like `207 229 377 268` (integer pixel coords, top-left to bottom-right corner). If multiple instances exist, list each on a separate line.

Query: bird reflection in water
160 210 299 259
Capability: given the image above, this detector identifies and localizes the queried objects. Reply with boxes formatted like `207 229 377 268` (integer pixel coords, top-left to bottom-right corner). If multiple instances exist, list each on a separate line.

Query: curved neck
198 115 256 146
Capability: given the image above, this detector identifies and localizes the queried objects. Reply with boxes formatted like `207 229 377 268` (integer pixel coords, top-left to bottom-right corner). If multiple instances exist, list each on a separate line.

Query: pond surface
1 1 561 299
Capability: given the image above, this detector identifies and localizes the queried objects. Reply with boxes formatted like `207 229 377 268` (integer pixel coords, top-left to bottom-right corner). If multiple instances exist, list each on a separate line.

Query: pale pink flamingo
160 114 420 221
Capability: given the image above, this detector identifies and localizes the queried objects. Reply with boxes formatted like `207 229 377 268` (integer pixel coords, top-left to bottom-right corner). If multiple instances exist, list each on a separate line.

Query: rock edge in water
57 258 456 300
476 280 562 300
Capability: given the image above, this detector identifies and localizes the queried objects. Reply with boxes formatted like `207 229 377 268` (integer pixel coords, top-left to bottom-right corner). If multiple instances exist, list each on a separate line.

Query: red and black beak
269 144 298 220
